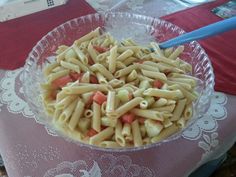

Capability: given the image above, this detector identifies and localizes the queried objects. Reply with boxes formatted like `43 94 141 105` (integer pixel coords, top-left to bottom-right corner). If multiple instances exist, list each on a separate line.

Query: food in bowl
40 27 198 148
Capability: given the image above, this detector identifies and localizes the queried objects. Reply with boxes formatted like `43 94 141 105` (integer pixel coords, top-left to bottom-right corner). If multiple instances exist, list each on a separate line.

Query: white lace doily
0 69 34 118
0 68 57 136
43 154 156 177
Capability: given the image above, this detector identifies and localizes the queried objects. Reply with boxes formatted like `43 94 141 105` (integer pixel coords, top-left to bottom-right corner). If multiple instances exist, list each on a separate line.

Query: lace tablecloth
0 68 235 177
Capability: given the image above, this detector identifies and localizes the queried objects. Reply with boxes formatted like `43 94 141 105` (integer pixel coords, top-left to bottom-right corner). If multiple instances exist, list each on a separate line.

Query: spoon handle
159 16 236 49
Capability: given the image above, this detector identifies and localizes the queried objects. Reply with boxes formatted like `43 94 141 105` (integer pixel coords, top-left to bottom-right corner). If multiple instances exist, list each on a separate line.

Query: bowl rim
23 11 215 152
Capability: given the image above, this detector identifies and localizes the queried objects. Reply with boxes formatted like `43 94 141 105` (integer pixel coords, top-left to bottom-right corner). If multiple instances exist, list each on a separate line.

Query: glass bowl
22 12 214 152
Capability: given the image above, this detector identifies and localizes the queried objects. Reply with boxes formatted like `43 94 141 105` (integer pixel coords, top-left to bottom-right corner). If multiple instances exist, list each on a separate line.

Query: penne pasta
72 44 88 64
92 102 101 132
114 97 143 118
61 60 81 73
74 27 100 45
131 120 143 147
117 49 134 61
89 127 114 145
59 98 78 122
63 84 111 94
48 70 69 83
100 141 121 148
90 63 113 80
68 99 85 130
114 64 137 78
123 57 137 66
88 43 98 63
96 72 108 84
141 69 167 81
106 91 116 113
151 124 179 143
170 99 187 121
131 108 164 121
108 45 117 73
101 117 117 127
168 45 184 60
143 88 184 100
150 42 164 57
126 70 138 82
115 120 126 147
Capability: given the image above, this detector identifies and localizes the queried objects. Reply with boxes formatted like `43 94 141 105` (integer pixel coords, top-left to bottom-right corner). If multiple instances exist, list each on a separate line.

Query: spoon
159 16 236 49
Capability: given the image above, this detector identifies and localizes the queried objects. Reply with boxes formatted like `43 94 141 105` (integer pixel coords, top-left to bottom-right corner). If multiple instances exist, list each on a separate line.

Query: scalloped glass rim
22 12 215 152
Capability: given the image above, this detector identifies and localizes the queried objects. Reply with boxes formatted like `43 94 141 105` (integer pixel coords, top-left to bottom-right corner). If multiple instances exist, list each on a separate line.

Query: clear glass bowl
22 12 214 152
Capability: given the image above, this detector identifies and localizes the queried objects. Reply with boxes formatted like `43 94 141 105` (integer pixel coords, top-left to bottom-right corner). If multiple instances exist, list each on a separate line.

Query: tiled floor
0 144 235 177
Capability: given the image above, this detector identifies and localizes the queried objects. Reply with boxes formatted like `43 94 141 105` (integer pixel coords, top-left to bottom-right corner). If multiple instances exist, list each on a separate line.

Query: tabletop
0 0 236 177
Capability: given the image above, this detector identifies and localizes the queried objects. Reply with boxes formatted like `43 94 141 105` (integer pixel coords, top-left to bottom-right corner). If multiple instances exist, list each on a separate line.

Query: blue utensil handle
159 16 236 49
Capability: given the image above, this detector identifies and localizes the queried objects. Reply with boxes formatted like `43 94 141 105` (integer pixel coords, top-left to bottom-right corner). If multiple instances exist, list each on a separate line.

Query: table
0 0 236 177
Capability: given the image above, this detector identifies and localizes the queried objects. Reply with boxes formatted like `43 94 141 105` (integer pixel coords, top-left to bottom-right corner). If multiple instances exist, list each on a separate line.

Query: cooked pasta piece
114 64 137 78
90 64 113 80
122 123 131 137
151 124 179 143
168 45 184 60
131 109 164 121
141 69 167 81
72 44 88 64
48 70 70 83
101 117 117 127
117 49 134 61
183 104 193 120
114 97 143 118
58 98 78 122
100 141 121 148
164 47 173 58
92 102 101 132
63 84 111 94
171 99 187 121
89 127 114 145
88 43 98 63
131 120 143 147
108 45 117 73
106 91 116 113
43 62 59 76
143 88 184 100
115 120 126 146
150 42 164 57
68 100 85 130
74 27 100 45
126 70 138 82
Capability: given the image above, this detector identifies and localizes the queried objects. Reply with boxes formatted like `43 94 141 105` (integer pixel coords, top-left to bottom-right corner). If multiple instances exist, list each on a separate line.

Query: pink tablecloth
0 0 236 177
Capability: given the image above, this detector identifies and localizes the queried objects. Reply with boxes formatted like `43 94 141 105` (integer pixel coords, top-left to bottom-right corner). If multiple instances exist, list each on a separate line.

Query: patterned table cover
0 68 235 177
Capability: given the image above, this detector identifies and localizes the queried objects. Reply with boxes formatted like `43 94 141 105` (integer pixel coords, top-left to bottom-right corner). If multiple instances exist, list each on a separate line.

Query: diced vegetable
87 128 98 137
69 72 83 81
90 75 99 84
121 113 135 124
93 46 109 53
137 117 146 124
93 91 107 105
153 80 164 89
88 56 95 65
117 89 130 102
144 119 163 137
52 75 72 88
49 90 57 100
85 92 95 109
